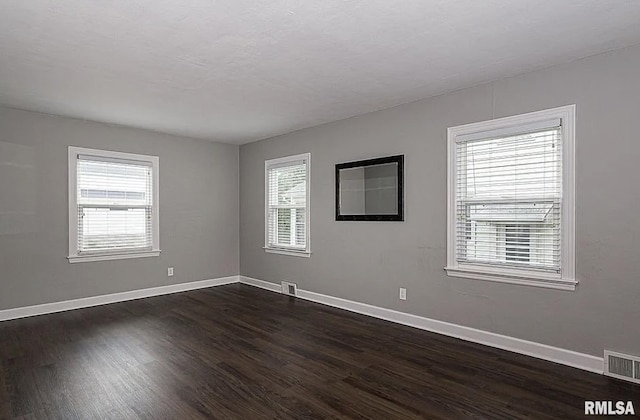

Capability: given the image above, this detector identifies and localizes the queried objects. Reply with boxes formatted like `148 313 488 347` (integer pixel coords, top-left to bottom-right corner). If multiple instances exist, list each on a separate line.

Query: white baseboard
0 275 240 322
239 275 604 374
239 275 282 293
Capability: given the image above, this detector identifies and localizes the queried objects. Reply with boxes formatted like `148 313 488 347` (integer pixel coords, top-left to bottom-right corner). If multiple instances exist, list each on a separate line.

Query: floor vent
281 281 298 296
604 350 640 384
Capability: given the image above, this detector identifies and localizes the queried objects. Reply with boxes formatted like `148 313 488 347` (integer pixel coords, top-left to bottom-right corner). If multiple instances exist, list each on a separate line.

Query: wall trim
0 275 240 322
239 275 282 293
239 275 604 374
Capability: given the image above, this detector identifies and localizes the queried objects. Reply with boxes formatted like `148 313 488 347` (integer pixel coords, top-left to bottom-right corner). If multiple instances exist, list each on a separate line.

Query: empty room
1 1 640 418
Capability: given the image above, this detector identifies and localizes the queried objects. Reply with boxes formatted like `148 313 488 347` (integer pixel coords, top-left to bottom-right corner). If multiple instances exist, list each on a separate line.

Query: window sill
444 265 577 291
68 250 161 264
264 247 311 258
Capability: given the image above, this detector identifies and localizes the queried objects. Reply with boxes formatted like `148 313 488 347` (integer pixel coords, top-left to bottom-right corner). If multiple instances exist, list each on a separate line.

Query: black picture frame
335 154 404 221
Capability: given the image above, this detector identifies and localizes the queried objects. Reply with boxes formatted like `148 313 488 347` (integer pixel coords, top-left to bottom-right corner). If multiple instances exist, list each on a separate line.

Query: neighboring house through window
68 147 160 263
446 106 576 290
265 153 310 257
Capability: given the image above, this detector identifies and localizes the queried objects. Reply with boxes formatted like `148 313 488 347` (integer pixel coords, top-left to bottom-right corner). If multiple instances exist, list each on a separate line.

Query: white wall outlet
167 267 174 277
399 287 407 301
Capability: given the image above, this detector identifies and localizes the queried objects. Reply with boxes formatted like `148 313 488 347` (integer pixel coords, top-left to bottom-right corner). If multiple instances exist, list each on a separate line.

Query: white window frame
67 146 161 263
445 105 576 291
264 153 311 257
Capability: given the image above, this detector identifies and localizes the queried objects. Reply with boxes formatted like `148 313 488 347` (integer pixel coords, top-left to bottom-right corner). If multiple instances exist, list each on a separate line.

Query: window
68 147 160 263
265 153 310 256
446 106 576 290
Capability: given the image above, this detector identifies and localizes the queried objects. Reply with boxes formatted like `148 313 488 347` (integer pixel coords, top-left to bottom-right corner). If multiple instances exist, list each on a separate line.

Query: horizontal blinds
267 159 307 249
455 125 562 272
77 154 153 167
455 118 561 143
77 156 153 253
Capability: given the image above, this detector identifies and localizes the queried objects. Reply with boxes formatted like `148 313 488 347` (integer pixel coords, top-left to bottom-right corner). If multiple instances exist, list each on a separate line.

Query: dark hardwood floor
0 284 638 419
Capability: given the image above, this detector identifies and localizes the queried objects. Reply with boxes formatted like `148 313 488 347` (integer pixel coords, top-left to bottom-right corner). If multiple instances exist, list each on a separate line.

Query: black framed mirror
335 155 404 221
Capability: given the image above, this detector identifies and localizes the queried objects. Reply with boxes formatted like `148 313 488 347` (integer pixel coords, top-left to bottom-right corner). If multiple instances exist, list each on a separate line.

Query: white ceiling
1 1 640 144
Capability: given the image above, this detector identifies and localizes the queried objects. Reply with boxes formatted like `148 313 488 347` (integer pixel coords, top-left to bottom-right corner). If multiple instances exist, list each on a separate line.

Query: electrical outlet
167 267 174 277
399 287 407 301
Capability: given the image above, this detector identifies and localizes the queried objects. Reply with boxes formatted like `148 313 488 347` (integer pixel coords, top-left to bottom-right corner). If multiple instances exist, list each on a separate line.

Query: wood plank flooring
0 284 638 419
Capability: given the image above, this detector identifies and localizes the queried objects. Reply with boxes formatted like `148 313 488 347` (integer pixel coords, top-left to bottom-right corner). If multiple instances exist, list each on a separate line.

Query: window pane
80 207 150 251
70 149 158 259
268 164 306 207
269 208 306 248
456 127 562 272
462 129 561 201
277 208 292 245
78 160 151 206
266 156 308 251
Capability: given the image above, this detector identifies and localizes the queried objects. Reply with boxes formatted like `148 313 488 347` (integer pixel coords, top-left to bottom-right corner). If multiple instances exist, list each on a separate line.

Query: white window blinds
455 123 562 273
76 155 153 254
266 155 309 252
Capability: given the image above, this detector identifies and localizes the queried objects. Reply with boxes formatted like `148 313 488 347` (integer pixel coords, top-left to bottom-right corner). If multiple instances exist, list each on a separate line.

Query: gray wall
0 107 239 310
240 44 640 357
